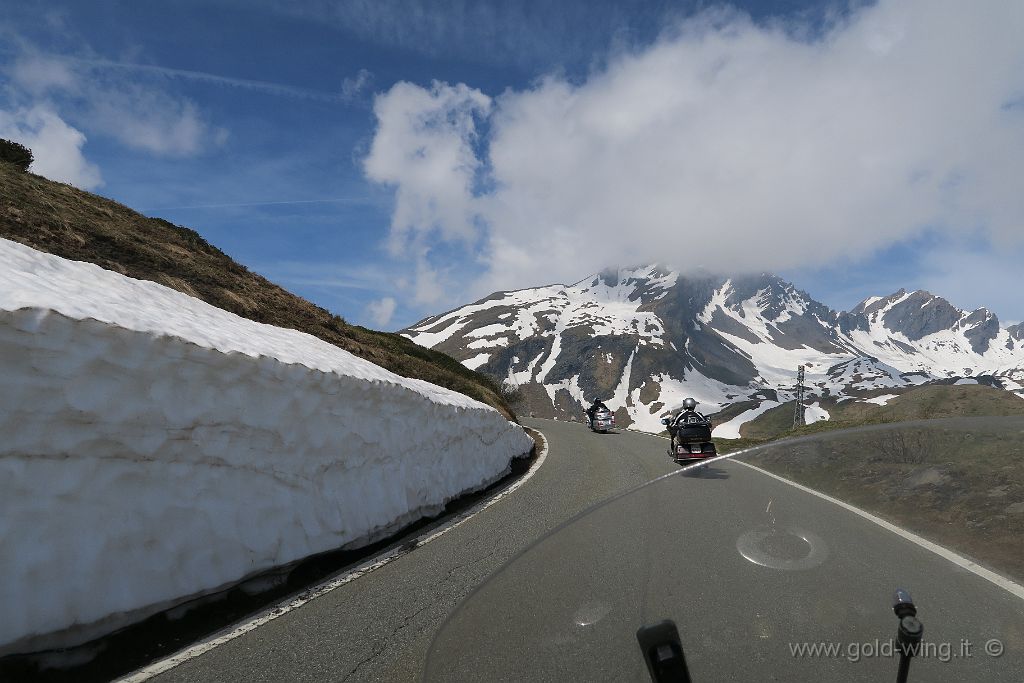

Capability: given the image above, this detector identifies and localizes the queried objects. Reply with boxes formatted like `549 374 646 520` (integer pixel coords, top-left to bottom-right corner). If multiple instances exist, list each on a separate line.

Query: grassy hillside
732 384 1024 445
0 164 513 418
863 384 1024 421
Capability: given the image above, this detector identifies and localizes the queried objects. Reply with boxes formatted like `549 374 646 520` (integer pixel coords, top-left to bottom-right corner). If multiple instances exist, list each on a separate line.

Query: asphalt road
150 419 1024 682
149 418 679 682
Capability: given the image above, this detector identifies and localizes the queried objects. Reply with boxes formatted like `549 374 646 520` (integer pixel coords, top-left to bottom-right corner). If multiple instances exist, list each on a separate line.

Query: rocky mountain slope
402 266 1024 433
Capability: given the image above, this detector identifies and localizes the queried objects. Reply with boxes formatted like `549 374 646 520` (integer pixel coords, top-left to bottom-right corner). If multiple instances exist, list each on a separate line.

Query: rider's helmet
682 397 697 411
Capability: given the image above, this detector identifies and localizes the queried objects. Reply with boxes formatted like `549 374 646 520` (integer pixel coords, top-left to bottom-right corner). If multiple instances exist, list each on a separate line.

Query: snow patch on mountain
713 401 781 439
806 402 830 424
823 357 914 392
610 347 638 409
464 352 492 369
626 370 745 433
862 393 900 406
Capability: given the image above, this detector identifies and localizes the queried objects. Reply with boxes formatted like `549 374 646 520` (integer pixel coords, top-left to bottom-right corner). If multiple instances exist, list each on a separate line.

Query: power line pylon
792 365 806 429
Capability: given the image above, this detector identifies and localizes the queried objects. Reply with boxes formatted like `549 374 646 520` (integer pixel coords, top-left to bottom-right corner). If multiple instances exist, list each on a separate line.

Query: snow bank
0 238 532 654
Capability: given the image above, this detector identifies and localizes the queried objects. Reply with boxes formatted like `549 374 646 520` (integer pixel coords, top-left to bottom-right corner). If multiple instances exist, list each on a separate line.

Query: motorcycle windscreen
425 417 1024 682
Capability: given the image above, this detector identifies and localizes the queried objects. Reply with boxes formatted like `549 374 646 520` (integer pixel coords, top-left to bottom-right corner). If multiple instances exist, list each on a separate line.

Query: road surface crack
339 547 499 681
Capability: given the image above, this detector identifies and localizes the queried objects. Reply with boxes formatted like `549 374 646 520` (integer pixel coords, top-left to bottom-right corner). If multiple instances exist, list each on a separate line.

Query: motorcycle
588 407 616 433
661 413 717 464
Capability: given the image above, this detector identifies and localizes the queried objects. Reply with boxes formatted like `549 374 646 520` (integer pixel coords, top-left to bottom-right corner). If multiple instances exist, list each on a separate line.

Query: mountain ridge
402 265 1024 433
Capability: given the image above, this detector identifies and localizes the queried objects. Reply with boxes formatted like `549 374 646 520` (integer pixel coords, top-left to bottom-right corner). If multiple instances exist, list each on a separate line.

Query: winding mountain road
144 419 1024 682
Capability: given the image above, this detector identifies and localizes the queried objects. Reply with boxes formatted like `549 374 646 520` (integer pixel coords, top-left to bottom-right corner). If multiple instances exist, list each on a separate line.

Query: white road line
734 460 1024 601
116 431 549 683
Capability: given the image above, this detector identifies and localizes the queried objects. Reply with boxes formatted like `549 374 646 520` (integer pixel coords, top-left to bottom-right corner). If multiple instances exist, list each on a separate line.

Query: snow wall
0 238 533 654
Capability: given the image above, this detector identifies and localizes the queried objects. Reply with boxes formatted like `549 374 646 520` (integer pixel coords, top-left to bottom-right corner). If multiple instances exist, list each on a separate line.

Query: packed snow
0 238 532 654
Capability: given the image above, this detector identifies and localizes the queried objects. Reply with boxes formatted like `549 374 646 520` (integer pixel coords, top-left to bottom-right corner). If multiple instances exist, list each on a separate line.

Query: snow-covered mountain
402 266 1024 434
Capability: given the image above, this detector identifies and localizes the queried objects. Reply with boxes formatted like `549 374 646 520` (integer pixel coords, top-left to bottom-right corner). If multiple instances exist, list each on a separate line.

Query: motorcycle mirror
892 588 923 683
636 620 692 682
892 588 916 618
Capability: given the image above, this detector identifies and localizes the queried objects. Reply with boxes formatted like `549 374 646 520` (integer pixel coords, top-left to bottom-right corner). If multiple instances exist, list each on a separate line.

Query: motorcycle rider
666 398 709 451
586 398 610 426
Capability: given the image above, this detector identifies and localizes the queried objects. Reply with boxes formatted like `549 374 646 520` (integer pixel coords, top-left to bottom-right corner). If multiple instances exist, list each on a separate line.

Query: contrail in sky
141 198 366 211
79 58 349 102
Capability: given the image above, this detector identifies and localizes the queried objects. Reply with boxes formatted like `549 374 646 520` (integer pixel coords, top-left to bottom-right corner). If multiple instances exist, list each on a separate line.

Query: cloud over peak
365 0 1024 301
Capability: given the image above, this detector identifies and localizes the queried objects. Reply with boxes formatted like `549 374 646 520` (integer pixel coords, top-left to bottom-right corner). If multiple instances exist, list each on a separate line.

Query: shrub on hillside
0 139 33 171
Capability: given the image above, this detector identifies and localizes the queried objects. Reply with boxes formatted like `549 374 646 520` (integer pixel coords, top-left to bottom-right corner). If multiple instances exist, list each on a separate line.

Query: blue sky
2 0 1022 329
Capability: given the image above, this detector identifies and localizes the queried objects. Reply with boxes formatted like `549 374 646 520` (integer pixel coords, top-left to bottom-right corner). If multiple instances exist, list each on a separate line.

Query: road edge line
734 460 1024 601
115 429 550 683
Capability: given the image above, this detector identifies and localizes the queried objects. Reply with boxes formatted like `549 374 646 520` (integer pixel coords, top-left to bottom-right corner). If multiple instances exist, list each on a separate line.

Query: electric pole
792 365 806 428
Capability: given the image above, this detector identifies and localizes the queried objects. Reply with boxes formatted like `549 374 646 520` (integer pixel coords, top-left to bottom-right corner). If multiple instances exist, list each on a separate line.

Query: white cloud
364 81 491 248
366 296 397 327
362 81 492 306
0 106 103 189
341 68 374 101
86 86 221 156
366 0 1024 300
4 52 227 158
9 55 80 95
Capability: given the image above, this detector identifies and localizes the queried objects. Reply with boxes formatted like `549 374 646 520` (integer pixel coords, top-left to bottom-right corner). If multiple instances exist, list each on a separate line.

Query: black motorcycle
661 413 717 464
